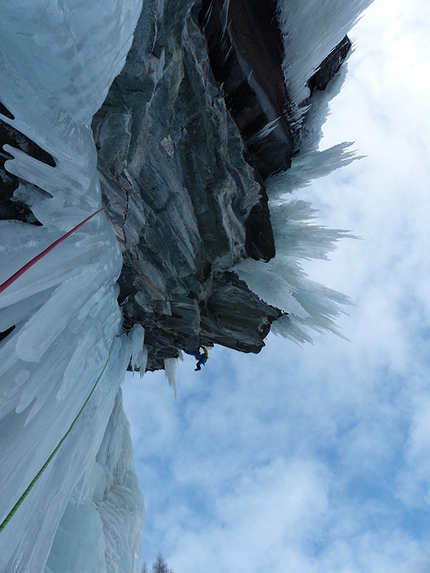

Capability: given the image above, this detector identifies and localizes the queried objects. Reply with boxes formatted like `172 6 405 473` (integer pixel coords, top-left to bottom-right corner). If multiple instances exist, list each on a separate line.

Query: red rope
0 207 105 294
121 309 140 324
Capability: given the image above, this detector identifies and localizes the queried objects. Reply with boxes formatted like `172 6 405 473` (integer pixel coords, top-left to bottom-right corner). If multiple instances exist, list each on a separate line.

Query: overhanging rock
92 0 353 371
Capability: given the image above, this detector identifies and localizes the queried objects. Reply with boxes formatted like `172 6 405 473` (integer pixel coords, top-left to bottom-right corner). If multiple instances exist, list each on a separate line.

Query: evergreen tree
152 552 170 573
141 563 149 573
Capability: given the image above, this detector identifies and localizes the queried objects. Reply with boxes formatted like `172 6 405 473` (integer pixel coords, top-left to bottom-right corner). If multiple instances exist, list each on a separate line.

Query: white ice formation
0 1 144 572
235 1 370 343
277 0 373 122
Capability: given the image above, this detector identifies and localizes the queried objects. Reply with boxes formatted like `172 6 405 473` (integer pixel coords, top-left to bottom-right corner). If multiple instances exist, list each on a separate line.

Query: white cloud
169 458 330 573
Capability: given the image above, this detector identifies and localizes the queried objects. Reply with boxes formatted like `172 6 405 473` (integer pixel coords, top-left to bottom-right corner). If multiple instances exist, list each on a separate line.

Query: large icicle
130 324 148 377
164 358 178 398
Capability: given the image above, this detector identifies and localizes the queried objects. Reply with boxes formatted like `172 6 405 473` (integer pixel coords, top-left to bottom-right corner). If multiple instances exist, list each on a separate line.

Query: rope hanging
0 207 104 294
0 206 112 533
0 336 115 533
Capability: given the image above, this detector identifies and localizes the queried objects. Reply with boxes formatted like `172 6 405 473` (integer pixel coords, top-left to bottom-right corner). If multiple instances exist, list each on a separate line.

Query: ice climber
186 346 209 371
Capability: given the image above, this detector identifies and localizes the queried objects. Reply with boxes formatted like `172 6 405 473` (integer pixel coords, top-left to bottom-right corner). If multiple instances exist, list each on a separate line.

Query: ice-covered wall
277 0 373 127
0 1 144 572
46 391 144 573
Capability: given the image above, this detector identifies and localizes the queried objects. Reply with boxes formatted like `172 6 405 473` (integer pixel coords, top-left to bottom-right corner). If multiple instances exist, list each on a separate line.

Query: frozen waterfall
0 1 144 572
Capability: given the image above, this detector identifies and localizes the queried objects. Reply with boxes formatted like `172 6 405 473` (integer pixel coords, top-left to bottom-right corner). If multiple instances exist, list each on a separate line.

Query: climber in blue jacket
186 346 209 371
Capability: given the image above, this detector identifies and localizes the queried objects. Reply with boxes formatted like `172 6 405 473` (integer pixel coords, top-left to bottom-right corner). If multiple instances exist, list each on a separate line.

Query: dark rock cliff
92 0 285 370
0 0 352 372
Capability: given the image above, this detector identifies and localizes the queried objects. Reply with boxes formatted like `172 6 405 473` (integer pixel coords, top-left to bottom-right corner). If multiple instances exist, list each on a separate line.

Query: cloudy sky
123 0 430 571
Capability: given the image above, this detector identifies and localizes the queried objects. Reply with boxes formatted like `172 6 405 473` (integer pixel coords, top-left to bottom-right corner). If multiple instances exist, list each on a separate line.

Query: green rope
0 337 116 533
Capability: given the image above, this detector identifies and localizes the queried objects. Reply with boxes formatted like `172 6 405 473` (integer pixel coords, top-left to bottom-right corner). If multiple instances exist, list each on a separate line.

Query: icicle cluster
236 198 352 343
235 50 364 343
276 0 373 128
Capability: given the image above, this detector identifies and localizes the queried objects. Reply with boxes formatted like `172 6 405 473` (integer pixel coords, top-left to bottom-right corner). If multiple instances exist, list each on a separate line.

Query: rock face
93 0 287 370
198 0 294 179
0 0 352 372
307 35 352 98
93 0 351 370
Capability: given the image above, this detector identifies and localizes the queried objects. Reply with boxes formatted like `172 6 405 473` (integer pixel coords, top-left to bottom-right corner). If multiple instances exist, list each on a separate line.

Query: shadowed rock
0 110 55 224
197 0 294 180
307 35 352 97
94 1 283 370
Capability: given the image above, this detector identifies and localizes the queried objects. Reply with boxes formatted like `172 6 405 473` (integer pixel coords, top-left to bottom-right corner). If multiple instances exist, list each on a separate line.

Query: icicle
129 324 146 374
164 358 178 398
139 345 148 378
246 117 281 146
